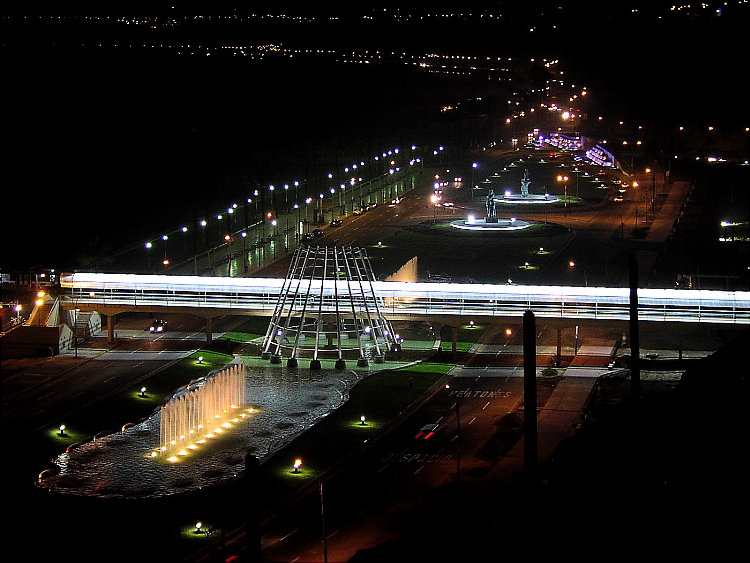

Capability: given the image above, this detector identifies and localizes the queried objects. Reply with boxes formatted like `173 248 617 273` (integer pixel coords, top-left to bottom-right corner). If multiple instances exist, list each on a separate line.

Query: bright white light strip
60 273 750 324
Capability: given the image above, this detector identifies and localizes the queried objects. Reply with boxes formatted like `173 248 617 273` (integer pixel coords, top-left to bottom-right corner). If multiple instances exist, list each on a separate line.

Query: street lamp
556 174 569 215
568 260 587 287
444 384 460 485
292 459 328 563
471 162 478 200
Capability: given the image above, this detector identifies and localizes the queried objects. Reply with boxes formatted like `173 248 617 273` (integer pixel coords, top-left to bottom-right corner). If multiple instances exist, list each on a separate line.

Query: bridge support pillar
107 314 116 344
556 328 562 366
451 326 458 360
205 317 213 344
629 254 641 398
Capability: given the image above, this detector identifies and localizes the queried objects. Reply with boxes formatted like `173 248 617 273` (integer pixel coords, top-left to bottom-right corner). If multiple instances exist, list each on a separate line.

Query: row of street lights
139 145 433 273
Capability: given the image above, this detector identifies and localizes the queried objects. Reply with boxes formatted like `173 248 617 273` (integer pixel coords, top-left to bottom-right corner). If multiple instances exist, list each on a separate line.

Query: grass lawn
255 362 450 501
31 349 236 468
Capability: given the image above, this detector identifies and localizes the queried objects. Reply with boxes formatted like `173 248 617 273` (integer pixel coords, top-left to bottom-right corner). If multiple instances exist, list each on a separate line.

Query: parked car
312 228 324 237
330 219 343 227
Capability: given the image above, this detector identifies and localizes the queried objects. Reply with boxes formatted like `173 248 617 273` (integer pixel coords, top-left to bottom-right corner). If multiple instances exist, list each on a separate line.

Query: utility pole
629 254 641 398
523 310 538 479
244 453 261 563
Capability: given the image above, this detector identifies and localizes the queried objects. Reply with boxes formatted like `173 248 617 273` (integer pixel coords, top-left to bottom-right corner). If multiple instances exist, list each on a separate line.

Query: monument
485 190 498 223
450 186 532 231
495 168 559 204
261 245 398 369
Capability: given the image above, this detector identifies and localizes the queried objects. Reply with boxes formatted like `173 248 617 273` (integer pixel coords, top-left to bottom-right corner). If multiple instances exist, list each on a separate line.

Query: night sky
2 1 747 269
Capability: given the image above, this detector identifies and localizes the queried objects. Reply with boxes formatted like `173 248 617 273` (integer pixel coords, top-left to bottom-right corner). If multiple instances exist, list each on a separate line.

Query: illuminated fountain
155 362 248 462
495 168 559 204
451 189 532 232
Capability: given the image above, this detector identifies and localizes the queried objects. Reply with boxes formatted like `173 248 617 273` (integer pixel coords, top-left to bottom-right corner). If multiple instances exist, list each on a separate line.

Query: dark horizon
2 2 748 270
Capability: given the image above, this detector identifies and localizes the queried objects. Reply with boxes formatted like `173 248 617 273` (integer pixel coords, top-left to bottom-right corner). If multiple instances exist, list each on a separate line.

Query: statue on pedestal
485 189 498 223
520 169 531 198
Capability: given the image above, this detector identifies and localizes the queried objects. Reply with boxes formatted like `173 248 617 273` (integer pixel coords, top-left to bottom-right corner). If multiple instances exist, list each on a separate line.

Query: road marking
482 401 491 410
413 465 425 475
447 389 511 399
468 417 476 425
279 528 298 542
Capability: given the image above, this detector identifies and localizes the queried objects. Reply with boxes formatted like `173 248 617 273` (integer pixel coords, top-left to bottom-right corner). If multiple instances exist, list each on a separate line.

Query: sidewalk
646 180 693 244
482 369 603 482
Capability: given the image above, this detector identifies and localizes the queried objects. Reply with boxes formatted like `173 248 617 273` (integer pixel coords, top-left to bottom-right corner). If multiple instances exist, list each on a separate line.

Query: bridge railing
60 273 750 325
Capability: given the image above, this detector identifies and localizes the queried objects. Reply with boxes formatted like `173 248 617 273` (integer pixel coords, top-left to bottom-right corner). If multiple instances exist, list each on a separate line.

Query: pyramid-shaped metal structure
261 245 397 368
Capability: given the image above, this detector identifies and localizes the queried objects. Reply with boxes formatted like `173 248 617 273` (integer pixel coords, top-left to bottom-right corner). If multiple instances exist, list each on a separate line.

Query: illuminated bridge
60 272 750 327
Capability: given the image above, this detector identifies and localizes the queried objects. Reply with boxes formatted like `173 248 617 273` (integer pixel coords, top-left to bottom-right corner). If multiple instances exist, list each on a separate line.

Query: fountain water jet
157 362 247 459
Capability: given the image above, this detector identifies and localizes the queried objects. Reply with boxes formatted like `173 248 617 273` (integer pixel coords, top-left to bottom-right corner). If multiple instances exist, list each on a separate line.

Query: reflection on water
41 360 362 499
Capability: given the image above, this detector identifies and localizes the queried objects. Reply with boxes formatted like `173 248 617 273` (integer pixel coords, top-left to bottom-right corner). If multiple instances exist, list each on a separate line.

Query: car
149 319 168 333
301 233 316 242
614 196 624 202
353 208 363 215
330 219 343 227
312 228 324 237
414 423 439 440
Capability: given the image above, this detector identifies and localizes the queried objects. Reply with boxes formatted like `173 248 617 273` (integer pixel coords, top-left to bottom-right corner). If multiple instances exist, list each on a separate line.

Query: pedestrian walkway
646 180 692 244
483 369 604 482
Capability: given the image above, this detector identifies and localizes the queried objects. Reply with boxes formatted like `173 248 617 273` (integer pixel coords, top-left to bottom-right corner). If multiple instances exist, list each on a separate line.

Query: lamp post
305 197 312 233
293 459 328 563
632 181 640 228
224 234 233 277
444 384 460 485
556 174 569 216
568 259 587 287
471 162 478 200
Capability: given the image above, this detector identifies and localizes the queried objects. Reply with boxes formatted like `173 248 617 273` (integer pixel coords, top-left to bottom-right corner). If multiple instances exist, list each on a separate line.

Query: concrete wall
0 299 101 358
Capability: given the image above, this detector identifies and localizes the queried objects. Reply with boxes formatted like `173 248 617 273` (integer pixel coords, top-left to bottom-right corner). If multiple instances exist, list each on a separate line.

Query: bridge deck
59 273 750 325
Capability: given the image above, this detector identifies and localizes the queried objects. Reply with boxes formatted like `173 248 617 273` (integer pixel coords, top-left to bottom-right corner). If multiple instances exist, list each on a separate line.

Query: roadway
190 354 607 563
1 314 240 436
